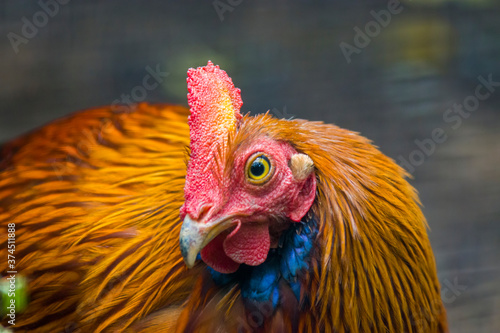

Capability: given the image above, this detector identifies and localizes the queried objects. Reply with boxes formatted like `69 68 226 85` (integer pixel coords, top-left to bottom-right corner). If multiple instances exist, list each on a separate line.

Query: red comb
183 61 243 214
187 61 243 161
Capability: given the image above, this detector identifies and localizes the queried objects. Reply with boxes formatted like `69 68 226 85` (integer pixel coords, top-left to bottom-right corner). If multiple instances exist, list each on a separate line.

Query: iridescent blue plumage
208 265 238 286
280 219 317 282
240 255 281 307
207 215 318 309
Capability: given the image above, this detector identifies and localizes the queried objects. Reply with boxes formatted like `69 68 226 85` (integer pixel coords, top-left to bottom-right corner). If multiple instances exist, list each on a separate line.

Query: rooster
0 61 447 332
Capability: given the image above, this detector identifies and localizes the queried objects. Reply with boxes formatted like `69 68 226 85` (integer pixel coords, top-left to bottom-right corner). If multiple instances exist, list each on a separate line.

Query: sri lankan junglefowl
0 61 448 332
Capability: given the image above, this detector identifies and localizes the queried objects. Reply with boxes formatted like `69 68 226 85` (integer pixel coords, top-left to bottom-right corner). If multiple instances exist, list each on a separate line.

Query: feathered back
0 104 200 332
176 113 448 333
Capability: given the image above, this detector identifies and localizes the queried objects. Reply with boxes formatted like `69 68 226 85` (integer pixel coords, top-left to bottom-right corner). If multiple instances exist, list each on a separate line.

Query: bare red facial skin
195 137 316 273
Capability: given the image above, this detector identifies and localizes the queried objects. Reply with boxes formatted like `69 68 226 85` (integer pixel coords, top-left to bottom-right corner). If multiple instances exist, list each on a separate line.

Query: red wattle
223 222 270 266
200 231 240 274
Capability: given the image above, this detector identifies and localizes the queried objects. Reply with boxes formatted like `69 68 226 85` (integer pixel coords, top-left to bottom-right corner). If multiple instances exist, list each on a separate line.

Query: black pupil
251 157 266 176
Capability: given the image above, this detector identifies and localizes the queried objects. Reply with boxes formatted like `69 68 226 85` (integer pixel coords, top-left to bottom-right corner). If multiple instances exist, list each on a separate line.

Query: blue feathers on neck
207 214 318 309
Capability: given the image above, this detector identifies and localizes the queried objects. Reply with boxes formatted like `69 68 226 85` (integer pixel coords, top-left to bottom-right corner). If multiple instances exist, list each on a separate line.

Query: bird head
179 61 316 273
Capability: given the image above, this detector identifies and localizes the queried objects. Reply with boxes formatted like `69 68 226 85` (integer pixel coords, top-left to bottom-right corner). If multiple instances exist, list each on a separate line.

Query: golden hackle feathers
255 113 447 332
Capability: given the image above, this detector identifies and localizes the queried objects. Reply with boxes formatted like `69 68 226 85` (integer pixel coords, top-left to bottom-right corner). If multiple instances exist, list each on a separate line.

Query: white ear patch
289 153 314 181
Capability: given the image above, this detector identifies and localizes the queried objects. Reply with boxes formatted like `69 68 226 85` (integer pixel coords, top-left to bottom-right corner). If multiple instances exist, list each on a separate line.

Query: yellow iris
246 153 272 184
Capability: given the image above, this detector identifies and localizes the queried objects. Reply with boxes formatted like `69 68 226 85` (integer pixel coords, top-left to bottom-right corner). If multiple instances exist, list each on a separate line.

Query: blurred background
1 1 499 331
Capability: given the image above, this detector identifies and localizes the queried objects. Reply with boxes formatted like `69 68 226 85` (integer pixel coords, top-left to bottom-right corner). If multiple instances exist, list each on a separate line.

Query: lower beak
179 214 234 268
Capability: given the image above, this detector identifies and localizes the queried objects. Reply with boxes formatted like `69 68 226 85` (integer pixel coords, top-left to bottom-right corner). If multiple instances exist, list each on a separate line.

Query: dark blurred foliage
0 1 499 331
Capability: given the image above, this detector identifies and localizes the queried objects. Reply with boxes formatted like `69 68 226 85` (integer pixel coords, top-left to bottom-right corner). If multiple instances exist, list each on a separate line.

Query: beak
179 214 235 268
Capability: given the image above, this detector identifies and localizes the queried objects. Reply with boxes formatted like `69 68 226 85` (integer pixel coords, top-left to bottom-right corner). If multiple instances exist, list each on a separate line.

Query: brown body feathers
1 104 199 332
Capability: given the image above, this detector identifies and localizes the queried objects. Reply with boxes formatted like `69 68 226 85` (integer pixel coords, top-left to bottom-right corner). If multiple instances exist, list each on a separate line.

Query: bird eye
246 153 273 184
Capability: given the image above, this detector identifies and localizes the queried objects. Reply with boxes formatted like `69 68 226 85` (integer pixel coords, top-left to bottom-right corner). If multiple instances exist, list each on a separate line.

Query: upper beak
179 214 234 268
